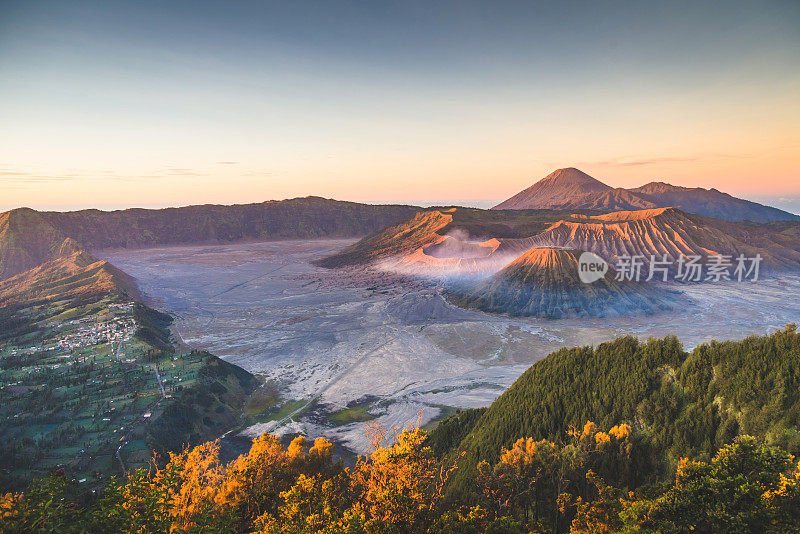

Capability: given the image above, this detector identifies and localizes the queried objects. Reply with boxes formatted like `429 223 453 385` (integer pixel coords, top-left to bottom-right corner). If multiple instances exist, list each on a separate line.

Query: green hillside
0 260 258 491
433 326 800 495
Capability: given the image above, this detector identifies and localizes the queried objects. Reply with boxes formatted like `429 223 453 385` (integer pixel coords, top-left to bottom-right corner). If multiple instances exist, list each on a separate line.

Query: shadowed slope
449 247 676 318
630 182 800 223
0 208 69 280
0 198 421 280
37 197 420 250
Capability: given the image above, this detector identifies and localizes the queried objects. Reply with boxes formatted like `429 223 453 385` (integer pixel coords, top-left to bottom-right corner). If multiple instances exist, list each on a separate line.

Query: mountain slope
319 205 800 277
0 245 258 489
0 242 140 306
630 181 799 223
503 207 800 271
37 196 419 250
316 207 603 270
448 247 677 317
493 167 614 210
0 208 69 280
493 168 799 222
315 210 454 268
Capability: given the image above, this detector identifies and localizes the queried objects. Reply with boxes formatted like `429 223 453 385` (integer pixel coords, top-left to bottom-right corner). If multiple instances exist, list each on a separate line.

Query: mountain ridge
493 167 799 222
0 197 422 281
502 206 800 271
0 244 140 306
321 205 800 276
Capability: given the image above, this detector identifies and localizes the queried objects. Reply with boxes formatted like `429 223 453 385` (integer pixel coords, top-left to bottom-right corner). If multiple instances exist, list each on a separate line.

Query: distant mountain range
4 183 800 320
505 207 800 270
315 208 599 270
321 206 800 274
0 197 420 280
493 167 800 223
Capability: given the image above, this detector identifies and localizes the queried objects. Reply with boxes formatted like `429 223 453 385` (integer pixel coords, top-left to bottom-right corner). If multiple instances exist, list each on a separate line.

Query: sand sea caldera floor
101 239 800 453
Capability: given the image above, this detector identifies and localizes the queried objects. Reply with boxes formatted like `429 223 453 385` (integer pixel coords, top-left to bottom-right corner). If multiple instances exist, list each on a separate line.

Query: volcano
500 207 800 272
493 168 622 211
448 247 677 318
493 168 799 223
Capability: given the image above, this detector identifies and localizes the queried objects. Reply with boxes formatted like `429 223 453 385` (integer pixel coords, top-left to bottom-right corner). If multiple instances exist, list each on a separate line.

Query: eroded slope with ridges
449 247 677 318
499 207 800 270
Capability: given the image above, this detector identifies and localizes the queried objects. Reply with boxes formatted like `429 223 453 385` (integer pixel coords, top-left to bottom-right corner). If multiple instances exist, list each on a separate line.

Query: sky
1 0 798 213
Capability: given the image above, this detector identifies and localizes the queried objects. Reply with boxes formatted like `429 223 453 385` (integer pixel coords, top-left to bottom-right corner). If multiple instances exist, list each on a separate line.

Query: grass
328 402 377 426
270 399 308 421
243 381 280 417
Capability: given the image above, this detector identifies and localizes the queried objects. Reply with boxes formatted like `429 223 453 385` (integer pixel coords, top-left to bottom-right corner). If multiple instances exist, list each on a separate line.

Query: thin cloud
216 161 239 165
165 168 207 176
580 156 700 168
577 152 754 169
0 174 77 183
0 165 199 184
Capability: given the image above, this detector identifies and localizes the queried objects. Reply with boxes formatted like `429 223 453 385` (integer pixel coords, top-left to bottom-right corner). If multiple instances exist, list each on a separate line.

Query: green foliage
145 351 259 456
621 436 800 533
435 326 800 500
4 429 798 533
132 304 174 353
425 408 486 457
443 335 686 495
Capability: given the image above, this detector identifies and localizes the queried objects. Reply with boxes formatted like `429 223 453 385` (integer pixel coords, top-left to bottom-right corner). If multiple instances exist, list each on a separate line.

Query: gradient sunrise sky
1 0 798 212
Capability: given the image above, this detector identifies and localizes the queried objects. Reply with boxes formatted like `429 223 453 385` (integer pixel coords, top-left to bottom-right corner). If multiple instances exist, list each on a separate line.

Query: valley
102 239 800 455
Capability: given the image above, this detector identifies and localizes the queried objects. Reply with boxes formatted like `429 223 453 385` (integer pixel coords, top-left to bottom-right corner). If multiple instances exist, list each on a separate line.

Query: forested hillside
433 326 800 496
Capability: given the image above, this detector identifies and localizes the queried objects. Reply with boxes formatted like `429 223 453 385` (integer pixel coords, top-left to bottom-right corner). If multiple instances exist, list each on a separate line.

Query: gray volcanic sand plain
101 240 800 453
